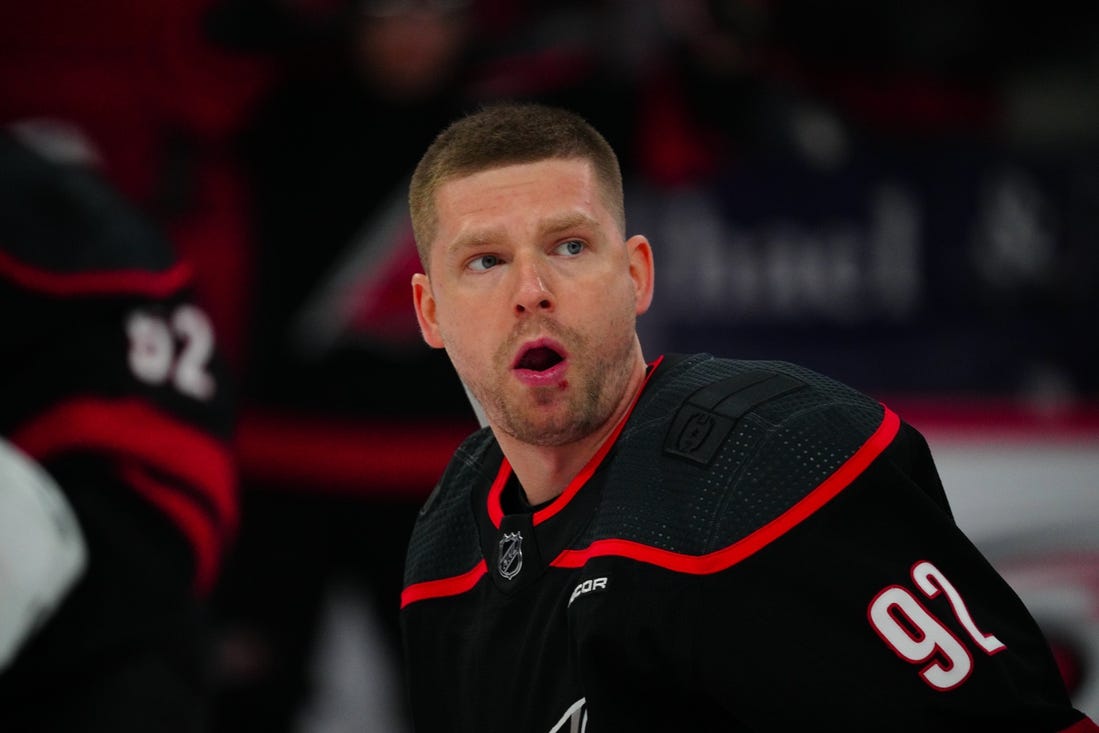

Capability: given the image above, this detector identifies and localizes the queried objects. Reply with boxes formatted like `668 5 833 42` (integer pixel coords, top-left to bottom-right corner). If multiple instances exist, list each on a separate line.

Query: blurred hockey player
0 127 236 732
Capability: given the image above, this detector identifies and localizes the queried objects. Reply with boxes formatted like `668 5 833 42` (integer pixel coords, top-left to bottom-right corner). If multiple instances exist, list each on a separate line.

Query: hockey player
0 130 236 731
399 103 1098 731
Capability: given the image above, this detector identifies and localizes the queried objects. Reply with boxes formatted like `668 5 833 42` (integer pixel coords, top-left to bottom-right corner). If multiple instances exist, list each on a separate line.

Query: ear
411 273 445 349
626 235 655 315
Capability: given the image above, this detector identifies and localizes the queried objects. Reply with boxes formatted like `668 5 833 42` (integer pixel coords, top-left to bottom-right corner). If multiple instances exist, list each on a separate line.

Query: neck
494 356 648 507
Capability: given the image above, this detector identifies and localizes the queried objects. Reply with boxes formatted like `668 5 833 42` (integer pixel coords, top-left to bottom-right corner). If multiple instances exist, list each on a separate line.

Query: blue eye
468 254 500 271
555 240 585 256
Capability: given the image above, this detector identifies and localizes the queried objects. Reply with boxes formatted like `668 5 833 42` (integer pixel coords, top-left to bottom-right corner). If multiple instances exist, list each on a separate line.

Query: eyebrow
539 211 600 236
445 227 507 261
445 212 601 260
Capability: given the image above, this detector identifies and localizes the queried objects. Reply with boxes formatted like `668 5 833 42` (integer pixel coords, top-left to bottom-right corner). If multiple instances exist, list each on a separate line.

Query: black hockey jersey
401 353 1096 732
0 133 236 595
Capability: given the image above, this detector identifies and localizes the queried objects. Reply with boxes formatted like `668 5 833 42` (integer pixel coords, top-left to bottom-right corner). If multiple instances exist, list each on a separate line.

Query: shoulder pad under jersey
588 354 891 559
403 427 496 588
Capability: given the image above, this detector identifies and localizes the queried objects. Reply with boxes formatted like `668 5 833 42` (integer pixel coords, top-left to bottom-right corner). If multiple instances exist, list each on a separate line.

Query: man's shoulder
587 354 892 559
421 426 499 515
402 427 496 588
648 353 874 403
637 353 885 449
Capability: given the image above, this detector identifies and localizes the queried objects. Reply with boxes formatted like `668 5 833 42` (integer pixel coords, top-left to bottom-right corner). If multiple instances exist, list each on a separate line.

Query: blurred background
1 0 1096 729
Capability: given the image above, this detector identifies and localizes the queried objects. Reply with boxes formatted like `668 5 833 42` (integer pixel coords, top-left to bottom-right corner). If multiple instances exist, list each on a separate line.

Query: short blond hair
408 103 625 268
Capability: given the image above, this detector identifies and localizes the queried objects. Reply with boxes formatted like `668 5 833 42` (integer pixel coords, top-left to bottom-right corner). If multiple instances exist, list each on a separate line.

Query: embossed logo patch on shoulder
665 370 806 465
666 408 736 464
497 531 523 580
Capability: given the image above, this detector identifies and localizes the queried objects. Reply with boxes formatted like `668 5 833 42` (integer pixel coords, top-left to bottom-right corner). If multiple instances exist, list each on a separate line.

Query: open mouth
513 341 566 372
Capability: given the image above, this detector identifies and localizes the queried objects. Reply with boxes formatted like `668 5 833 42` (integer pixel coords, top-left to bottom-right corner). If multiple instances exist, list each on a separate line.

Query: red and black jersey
0 133 236 595
401 353 1096 732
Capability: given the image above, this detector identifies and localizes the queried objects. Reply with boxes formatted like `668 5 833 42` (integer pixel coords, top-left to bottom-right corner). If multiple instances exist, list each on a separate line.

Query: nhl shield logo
497 531 523 580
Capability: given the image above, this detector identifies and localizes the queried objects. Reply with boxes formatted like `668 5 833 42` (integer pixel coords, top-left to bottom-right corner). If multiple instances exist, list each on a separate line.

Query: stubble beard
465 312 638 448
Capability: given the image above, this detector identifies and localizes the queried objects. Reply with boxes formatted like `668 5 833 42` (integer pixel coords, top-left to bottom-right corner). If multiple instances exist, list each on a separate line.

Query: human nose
512 257 555 315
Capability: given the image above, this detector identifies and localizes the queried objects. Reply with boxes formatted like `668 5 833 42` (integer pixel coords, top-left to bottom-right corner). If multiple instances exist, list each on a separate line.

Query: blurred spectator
627 0 810 184
0 127 237 732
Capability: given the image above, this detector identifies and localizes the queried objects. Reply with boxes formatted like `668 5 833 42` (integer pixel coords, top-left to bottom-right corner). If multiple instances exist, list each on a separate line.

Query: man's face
412 158 654 447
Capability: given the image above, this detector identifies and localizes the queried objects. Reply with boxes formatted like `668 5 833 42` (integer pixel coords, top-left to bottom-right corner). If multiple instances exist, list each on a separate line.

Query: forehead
432 158 612 239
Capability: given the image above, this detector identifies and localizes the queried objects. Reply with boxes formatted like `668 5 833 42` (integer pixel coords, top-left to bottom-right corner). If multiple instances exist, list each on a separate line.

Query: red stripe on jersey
12 396 237 547
0 248 192 298
550 406 902 573
1060 718 1099 732
401 560 487 608
487 459 511 528
122 463 222 596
